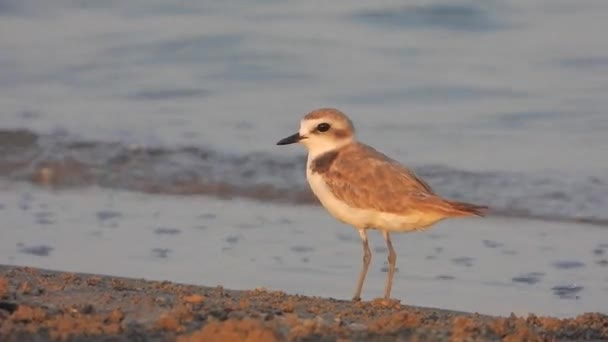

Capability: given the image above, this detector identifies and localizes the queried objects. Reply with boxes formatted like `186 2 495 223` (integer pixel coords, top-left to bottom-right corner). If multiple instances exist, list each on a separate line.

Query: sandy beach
1 265 607 341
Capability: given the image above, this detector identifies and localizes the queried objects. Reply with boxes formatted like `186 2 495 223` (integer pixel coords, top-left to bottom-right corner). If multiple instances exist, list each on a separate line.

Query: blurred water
1 0 608 316
1 181 607 317
1 129 607 224
0 0 606 170
1 0 607 223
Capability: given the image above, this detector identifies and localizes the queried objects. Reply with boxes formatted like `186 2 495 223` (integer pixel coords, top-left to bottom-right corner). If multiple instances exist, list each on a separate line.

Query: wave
1 129 606 226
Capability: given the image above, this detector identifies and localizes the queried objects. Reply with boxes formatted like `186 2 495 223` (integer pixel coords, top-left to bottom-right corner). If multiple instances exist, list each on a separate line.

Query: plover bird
277 108 487 301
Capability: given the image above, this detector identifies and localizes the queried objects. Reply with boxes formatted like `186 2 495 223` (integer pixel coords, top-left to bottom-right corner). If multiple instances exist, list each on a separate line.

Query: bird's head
276 108 355 157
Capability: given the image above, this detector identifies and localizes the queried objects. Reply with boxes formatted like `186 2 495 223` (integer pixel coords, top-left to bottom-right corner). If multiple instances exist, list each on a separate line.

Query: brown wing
318 143 484 216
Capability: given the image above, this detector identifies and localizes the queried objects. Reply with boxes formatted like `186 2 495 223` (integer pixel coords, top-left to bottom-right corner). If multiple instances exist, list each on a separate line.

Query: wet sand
1 265 606 341
2 181 607 317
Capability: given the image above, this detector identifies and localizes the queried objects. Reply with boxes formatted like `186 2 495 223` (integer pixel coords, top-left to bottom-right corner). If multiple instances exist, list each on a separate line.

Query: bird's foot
371 297 401 308
352 295 362 302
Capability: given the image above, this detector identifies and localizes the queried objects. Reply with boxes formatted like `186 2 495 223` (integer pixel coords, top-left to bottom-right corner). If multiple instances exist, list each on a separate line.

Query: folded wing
320 143 487 217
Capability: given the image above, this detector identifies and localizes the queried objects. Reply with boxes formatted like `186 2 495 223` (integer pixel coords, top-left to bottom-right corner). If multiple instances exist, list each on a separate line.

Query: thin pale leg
353 228 371 301
382 230 397 300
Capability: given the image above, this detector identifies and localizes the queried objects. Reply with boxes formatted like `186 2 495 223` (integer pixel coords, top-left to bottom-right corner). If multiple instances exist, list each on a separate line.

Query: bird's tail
445 200 488 217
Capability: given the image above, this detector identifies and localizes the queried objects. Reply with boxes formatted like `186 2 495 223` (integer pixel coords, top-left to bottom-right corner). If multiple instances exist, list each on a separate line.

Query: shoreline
1 265 606 341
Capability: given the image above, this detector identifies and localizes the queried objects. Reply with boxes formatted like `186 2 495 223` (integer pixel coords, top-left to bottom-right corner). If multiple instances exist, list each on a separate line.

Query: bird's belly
306 171 432 231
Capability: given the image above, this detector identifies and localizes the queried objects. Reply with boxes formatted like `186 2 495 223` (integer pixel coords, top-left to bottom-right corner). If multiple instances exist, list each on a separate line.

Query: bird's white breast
305 158 425 232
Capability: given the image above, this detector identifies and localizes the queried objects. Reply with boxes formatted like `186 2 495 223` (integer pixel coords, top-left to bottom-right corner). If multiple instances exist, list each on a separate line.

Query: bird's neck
306 139 354 164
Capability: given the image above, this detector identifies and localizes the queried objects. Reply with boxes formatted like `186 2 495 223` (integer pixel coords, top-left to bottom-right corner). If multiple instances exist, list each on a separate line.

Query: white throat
304 138 353 162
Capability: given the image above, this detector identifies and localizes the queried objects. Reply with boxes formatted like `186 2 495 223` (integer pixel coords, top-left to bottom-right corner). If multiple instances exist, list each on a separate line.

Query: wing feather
318 143 484 217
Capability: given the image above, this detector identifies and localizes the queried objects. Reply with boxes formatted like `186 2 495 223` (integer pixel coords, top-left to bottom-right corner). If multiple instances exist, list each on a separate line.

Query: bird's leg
382 230 397 300
353 228 371 301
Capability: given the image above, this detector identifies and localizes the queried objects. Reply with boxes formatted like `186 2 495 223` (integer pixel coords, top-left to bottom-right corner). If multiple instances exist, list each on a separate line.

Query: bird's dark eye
317 123 331 132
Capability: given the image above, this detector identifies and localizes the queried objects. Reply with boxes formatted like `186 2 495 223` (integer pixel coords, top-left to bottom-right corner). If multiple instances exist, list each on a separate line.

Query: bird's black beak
276 133 303 145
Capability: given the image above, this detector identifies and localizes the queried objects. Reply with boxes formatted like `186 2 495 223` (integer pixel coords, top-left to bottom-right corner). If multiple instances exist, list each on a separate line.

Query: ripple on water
380 266 399 273
451 257 475 267
96 210 122 221
594 243 608 256
353 3 505 32
225 235 240 244
374 246 387 253
552 260 585 270
198 213 217 220
278 218 293 225
436 275 455 281
552 285 584 299
512 272 544 285
336 232 358 242
35 218 55 225
154 227 181 235
151 248 171 258
482 239 503 248
290 246 315 253
17 244 54 257
34 211 55 225
596 260 608 267
236 223 257 230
